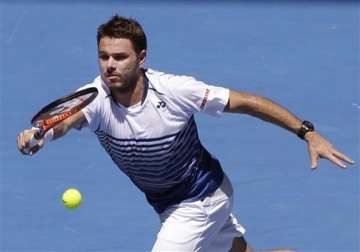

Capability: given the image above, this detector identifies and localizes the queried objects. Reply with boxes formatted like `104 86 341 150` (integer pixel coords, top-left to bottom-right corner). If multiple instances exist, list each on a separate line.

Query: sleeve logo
200 88 210 110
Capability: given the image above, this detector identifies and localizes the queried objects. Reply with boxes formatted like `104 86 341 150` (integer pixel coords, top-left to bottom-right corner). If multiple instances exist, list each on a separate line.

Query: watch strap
297 121 315 140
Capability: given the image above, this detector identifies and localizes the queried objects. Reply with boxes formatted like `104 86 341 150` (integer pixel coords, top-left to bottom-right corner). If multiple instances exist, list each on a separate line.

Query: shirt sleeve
76 83 102 131
169 75 229 117
80 95 101 131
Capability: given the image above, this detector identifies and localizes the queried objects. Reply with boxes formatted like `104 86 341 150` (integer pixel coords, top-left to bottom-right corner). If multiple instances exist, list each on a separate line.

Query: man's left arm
224 90 355 169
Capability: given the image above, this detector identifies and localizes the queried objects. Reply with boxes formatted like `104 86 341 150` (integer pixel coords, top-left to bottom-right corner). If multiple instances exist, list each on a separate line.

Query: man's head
97 15 147 92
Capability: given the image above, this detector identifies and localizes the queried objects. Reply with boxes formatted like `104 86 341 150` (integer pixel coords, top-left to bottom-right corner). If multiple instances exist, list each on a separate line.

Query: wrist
32 127 54 144
304 130 317 142
297 120 315 140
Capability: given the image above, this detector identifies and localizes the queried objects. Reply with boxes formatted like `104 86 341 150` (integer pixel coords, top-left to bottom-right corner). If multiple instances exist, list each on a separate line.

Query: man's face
98 37 145 92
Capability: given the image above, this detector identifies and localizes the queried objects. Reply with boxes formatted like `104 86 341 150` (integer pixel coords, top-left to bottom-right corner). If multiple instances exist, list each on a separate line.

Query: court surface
0 1 359 251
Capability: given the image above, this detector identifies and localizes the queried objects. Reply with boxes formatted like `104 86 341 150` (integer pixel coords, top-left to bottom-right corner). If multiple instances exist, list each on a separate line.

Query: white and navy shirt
80 69 229 213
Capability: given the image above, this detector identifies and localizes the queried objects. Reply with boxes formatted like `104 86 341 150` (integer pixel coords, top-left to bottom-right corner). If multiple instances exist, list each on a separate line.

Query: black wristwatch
297 121 315 140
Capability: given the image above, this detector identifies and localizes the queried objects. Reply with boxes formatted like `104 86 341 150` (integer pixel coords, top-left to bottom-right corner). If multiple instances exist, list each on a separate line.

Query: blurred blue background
0 1 359 251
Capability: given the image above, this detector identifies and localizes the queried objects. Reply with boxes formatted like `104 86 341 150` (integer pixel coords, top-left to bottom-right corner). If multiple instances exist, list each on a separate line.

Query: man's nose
107 57 116 71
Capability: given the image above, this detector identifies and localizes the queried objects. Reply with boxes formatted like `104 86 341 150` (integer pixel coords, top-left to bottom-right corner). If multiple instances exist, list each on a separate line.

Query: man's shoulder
146 68 196 81
145 68 198 90
77 76 109 98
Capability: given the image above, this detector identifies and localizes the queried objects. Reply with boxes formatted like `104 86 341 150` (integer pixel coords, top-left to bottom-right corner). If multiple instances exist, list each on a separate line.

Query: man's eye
113 55 127 61
99 55 109 60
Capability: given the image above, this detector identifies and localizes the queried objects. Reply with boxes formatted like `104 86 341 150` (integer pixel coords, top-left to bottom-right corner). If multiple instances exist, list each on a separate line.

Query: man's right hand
17 111 86 156
16 128 45 156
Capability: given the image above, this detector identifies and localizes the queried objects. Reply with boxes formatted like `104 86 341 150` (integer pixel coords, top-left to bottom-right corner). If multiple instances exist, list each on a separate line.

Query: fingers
324 149 355 169
29 145 40 156
16 129 39 155
332 150 355 165
326 153 347 169
318 150 354 169
29 138 44 156
309 148 318 170
17 132 29 155
308 146 355 170
306 133 355 170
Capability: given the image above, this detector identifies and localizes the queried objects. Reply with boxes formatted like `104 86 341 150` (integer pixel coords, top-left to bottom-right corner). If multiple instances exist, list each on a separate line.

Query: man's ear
138 50 147 67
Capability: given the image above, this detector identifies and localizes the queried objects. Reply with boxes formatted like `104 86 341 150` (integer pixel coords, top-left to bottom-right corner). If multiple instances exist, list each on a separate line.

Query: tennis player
17 15 354 252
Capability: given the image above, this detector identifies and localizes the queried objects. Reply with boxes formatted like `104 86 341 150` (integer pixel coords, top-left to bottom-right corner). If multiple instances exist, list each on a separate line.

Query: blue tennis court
1 1 359 251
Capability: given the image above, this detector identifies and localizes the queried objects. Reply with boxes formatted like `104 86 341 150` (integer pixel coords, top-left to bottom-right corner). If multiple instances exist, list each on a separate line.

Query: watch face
303 121 314 130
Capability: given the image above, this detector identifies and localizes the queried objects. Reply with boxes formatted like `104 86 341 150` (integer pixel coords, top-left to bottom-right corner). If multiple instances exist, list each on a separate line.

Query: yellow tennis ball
62 188 82 209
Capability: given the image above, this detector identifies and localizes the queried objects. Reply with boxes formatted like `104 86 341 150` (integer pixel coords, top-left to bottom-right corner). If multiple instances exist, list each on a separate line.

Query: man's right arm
17 111 87 155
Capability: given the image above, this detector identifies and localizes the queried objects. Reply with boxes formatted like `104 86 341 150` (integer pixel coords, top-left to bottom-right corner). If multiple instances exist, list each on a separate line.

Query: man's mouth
106 75 121 82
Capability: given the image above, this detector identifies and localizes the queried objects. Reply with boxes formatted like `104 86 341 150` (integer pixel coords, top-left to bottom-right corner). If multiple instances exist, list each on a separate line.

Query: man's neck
111 71 145 108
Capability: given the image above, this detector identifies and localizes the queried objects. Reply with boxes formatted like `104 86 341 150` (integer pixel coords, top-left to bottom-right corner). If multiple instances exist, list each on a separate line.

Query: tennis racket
25 87 98 152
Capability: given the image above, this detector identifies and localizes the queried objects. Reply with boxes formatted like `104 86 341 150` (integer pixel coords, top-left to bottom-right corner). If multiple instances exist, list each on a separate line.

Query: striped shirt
80 69 229 213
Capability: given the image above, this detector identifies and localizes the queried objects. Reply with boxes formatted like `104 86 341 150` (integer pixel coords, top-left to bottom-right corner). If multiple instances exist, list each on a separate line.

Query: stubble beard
106 70 141 96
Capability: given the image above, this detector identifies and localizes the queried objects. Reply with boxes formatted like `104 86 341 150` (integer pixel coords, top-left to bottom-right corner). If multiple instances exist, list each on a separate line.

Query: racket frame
30 87 98 139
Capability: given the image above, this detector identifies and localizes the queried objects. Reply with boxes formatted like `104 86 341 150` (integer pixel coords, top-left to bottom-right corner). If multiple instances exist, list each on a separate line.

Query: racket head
31 87 98 135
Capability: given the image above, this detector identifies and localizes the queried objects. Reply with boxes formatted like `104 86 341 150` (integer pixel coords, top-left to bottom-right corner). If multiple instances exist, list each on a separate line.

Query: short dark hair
97 15 147 55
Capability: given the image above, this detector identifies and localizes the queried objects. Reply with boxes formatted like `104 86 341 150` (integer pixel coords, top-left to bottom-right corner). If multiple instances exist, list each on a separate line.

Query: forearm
225 90 302 135
49 111 86 141
52 121 71 140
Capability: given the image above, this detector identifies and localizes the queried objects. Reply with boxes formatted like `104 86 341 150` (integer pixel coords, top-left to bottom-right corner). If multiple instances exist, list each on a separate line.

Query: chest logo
157 101 166 109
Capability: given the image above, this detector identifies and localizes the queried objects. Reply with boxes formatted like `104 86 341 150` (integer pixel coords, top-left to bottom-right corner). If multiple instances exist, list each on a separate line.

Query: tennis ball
62 188 82 209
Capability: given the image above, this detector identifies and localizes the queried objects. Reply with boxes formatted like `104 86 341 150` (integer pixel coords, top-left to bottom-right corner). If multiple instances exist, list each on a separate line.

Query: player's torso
94 78 201 194
81 69 226 213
